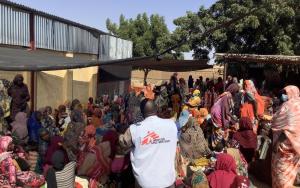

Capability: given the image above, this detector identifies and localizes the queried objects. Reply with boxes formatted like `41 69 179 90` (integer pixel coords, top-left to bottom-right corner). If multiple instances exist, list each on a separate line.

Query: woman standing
233 117 257 163
188 75 194 90
272 85 300 188
210 83 239 129
240 80 265 134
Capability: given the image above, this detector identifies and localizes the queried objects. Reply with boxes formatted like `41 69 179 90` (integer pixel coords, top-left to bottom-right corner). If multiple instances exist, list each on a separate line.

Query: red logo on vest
141 131 160 145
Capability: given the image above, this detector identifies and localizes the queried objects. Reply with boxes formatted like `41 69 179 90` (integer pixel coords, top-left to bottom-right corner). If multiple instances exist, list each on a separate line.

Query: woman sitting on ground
207 153 243 188
0 136 45 187
77 125 111 188
46 150 76 188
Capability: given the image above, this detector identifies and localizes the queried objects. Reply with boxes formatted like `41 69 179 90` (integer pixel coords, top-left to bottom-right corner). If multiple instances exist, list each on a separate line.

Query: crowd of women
0 73 300 188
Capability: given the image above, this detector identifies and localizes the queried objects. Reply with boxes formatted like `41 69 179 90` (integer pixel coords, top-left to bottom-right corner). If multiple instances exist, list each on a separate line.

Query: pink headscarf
272 85 300 154
0 136 13 153
208 153 237 188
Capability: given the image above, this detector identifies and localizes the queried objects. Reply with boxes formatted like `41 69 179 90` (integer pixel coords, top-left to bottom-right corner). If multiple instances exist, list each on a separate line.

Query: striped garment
55 161 76 188
272 85 300 188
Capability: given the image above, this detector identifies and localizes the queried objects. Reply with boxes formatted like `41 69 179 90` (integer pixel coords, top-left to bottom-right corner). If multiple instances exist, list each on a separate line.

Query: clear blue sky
11 0 216 32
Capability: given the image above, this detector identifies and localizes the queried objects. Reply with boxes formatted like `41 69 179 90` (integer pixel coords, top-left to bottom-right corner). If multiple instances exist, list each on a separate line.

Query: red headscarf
233 117 257 149
102 130 118 159
44 136 68 165
208 153 237 188
242 80 265 117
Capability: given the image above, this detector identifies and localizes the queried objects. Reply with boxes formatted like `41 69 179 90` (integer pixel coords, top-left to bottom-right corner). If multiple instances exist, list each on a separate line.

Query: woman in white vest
119 99 178 188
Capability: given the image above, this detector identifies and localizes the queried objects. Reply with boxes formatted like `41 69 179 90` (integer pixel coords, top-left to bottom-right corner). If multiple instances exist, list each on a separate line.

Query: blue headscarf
27 112 42 143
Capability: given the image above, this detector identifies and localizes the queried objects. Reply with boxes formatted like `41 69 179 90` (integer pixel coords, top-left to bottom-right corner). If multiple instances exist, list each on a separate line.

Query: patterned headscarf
0 136 13 153
272 85 300 154
285 85 300 100
244 80 257 96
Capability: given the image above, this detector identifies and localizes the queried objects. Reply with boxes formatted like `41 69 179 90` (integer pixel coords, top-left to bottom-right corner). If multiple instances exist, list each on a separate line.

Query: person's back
130 115 177 188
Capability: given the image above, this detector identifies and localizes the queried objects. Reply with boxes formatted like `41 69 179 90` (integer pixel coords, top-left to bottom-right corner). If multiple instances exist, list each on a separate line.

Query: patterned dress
272 86 300 188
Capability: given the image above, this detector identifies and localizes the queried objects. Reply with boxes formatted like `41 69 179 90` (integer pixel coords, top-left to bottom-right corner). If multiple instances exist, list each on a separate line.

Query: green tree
174 0 300 58
106 13 189 85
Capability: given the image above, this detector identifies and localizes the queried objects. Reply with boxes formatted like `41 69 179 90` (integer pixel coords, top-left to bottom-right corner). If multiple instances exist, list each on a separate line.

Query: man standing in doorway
119 99 178 188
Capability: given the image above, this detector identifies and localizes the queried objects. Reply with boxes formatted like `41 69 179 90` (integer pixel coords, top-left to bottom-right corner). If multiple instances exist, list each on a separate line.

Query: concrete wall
1 67 98 111
36 71 64 109
36 67 98 110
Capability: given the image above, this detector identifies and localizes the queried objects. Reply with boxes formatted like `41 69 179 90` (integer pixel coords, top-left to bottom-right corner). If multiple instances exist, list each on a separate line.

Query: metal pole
29 13 35 111
30 72 35 111
223 62 228 91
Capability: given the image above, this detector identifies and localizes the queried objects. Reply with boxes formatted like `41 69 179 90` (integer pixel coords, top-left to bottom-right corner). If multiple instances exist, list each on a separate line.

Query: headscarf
11 112 28 140
243 80 265 116
102 130 118 159
226 148 248 177
180 118 211 159
191 170 209 188
0 136 13 163
93 108 102 118
71 109 84 123
0 136 12 153
272 85 300 155
70 99 81 111
28 112 42 143
178 110 190 128
243 80 257 96
45 136 66 165
84 125 96 149
226 83 240 96
207 153 237 188
191 108 209 126
85 125 96 136
64 109 85 160
51 150 66 171
38 127 50 156
211 85 236 128
233 117 257 149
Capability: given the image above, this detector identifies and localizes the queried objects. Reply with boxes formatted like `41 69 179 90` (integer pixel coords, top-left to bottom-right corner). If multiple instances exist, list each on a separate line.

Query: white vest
130 116 178 188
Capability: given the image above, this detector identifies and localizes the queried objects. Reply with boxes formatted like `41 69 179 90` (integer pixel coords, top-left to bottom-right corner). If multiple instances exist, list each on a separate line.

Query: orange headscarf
243 80 265 116
190 108 208 125
84 125 96 148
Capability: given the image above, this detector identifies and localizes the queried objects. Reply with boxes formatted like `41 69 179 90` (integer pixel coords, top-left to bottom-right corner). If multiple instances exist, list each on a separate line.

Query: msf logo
141 131 170 145
141 131 160 145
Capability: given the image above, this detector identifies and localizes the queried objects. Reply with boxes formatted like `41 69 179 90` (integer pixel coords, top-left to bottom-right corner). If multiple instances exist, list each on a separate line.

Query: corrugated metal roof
0 0 109 36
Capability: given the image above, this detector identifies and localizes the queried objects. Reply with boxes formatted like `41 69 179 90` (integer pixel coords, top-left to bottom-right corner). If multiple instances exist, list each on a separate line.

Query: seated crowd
0 73 299 188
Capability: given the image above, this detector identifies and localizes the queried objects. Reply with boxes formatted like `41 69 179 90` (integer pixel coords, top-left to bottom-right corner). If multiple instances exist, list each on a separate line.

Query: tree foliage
174 0 300 58
106 13 189 85
106 13 188 59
